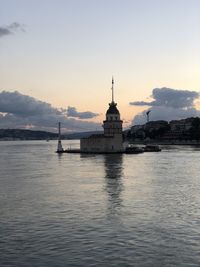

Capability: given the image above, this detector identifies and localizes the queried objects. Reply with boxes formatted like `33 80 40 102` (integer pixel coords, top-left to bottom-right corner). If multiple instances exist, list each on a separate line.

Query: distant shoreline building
80 78 124 153
127 116 200 143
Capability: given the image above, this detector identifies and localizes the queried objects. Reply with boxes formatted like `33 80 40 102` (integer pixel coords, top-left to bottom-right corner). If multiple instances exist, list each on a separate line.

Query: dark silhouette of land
124 117 200 144
0 129 102 140
1 117 200 143
0 129 58 140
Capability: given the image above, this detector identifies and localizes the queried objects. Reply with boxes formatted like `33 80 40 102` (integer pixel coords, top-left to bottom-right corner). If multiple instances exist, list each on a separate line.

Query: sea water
0 141 200 266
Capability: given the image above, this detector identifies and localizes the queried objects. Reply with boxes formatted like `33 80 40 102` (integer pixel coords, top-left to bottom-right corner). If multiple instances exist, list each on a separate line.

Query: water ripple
0 141 200 266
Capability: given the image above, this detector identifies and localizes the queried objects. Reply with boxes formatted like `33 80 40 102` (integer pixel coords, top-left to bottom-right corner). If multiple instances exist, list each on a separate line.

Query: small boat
125 145 144 154
144 145 161 152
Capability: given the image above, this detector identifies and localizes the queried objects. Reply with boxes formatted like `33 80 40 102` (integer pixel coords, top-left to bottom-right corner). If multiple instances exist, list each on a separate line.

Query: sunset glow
1 0 200 131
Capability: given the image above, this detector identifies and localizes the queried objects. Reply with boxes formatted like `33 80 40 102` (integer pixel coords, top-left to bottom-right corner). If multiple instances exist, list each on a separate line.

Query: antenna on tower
111 76 114 103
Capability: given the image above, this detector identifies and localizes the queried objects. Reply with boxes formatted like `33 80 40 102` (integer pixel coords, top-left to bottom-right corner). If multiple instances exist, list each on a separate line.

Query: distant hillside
0 129 58 140
0 129 104 140
64 131 103 139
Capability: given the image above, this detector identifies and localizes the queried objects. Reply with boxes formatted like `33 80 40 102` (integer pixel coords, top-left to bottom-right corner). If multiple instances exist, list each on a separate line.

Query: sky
0 0 200 132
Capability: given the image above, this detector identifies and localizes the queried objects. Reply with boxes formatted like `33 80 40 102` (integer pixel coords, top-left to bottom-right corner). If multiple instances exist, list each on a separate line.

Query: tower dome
106 102 119 115
103 77 123 136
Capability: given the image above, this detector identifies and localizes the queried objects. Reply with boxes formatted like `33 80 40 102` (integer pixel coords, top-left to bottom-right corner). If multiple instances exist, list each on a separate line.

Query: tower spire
111 76 114 103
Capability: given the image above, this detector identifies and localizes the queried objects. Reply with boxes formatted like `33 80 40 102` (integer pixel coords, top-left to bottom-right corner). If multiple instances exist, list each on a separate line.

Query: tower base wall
80 134 124 153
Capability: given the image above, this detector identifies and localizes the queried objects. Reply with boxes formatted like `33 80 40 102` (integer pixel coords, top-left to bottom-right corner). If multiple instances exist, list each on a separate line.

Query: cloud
0 28 10 38
0 91 60 116
130 87 200 124
130 101 153 106
0 91 101 132
66 106 99 119
0 22 25 38
130 87 199 108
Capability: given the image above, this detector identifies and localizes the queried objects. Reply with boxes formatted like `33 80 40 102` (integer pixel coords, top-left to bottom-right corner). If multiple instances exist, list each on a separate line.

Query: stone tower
80 77 124 153
103 78 123 137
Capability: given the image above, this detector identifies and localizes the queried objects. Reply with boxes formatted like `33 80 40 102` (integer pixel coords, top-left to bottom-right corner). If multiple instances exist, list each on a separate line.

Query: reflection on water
104 154 124 212
104 154 123 179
